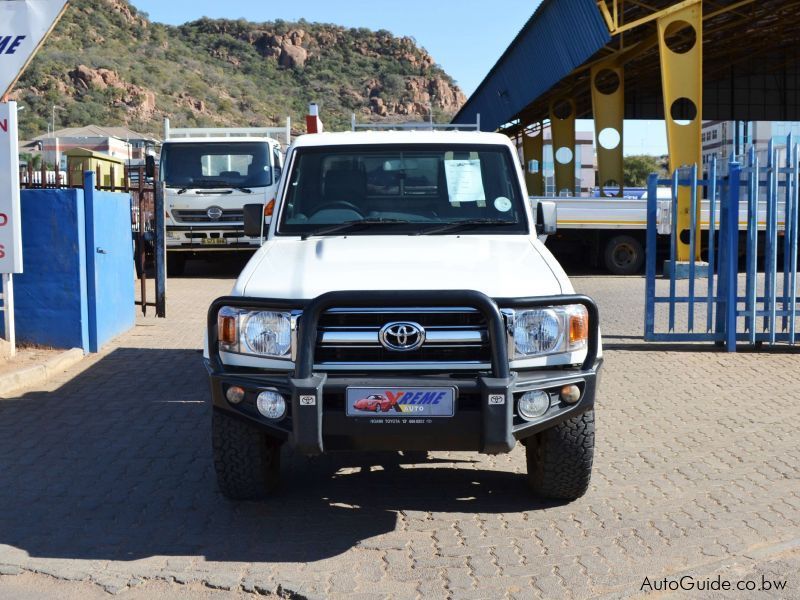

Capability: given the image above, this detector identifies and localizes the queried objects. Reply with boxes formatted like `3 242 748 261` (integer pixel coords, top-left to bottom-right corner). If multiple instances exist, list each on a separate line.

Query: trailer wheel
603 235 644 275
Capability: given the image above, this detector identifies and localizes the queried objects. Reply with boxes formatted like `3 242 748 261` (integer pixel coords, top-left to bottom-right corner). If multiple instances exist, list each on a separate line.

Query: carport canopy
453 0 800 135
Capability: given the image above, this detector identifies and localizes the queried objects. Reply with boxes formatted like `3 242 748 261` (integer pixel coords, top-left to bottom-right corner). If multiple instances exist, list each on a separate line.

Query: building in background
702 121 800 168
28 125 159 168
517 126 596 197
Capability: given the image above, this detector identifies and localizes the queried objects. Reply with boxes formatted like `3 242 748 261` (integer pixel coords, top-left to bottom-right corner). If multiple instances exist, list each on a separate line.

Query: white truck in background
151 118 291 275
540 190 784 275
539 192 668 275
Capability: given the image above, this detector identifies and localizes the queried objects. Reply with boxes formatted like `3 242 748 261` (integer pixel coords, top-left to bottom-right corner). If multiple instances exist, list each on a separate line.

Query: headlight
242 311 291 356
510 304 588 358
217 307 293 358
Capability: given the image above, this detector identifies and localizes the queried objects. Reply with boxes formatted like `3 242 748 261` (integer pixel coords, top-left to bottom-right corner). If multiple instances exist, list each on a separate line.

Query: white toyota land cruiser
205 131 602 502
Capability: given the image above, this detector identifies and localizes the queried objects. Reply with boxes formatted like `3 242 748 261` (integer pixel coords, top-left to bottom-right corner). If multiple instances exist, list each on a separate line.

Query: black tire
167 253 187 277
212 410 282 500
525 410 595 501
603 235 644 275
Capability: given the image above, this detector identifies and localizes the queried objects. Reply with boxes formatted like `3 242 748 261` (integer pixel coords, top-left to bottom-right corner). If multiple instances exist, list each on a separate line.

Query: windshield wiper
235 188 253 194
417 219 518 236
301 218 410 241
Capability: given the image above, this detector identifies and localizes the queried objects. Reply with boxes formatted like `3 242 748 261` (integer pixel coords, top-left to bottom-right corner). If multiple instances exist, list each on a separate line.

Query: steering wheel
308 201 364 218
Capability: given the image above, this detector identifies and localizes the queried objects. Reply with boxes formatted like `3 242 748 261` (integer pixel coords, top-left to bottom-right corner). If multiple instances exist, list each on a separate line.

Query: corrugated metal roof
33 125 159 142
452 0 610 131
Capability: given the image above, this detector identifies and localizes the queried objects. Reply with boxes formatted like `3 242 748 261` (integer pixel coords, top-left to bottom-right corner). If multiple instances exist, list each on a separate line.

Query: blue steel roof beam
452 0 611 132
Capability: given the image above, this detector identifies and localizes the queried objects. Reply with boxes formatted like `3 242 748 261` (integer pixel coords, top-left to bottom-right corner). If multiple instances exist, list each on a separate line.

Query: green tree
624 155 662 187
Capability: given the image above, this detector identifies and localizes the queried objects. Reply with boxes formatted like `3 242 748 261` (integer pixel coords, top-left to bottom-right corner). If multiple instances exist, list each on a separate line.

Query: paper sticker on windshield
444 159 486 204
494 197 512 212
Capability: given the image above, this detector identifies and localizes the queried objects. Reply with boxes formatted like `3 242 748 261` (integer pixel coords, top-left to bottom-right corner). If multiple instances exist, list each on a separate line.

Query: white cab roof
163 136 280 145
291 130 514 149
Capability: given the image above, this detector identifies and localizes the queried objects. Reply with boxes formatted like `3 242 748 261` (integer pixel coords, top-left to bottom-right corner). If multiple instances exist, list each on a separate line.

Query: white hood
234 235 568 300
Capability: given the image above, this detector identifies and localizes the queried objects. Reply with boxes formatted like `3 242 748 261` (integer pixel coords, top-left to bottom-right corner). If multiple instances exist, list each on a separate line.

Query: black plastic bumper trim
207 291 600 455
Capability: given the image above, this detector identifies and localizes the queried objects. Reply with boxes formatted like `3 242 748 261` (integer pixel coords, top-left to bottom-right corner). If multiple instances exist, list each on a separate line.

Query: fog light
560 384 581 404
518 390 550 421
226 386 245 405
256 391 286 420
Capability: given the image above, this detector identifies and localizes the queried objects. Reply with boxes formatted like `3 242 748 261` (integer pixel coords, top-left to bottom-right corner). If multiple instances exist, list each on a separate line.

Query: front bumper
166 224 260 251
207 290 601 455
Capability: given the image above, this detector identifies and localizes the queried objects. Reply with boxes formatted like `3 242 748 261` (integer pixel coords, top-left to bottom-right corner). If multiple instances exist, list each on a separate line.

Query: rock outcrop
15 0 467 137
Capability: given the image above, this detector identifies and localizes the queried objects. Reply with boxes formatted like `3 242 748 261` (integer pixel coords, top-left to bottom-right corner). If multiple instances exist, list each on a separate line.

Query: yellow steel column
550 98 576 196
590 60 625 197
522 122 545 196
657 0 703 260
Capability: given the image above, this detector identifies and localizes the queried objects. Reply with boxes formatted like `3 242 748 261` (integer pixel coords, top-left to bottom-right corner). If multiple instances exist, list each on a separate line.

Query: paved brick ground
1 263 798 599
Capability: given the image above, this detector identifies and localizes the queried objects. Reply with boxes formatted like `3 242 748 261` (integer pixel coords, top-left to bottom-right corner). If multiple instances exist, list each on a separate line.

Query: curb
0 348 86 398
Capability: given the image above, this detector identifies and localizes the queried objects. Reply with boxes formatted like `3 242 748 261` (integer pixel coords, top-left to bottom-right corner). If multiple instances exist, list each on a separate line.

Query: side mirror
145 155 156 179
243 203 264 238
273 166 282 182
536 200 557 236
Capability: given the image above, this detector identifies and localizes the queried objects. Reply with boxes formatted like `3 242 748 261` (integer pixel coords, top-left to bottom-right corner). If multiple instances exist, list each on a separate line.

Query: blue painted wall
8 189 90 351
83 178 136 352
2 180 135 352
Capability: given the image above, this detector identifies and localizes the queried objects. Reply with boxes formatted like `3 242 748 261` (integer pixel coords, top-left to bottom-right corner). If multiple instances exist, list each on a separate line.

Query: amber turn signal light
218 315 237 345
569 309 588 346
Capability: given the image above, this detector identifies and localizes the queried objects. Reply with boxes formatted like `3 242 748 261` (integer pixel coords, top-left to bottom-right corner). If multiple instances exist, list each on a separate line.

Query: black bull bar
207 290 600 455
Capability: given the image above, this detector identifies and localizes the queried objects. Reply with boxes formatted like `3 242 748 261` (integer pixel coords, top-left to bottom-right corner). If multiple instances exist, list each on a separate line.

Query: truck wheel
525 410 594 501
167 253 187 276
212 410 281 500
603 235 644 275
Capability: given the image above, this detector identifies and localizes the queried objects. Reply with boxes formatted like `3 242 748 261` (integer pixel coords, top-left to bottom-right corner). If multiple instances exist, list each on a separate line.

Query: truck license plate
346 387 455 418
202 238 227 245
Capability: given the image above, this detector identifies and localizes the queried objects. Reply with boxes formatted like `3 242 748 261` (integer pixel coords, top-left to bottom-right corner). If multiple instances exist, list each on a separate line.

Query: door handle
96 247 108 254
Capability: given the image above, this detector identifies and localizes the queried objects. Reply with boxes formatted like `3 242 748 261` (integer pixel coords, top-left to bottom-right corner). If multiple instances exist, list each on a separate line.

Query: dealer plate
202 237 227 245
346 387 455 418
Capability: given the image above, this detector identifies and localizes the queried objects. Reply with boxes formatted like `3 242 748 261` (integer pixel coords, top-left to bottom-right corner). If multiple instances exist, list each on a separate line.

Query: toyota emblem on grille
379 322 426 352
207 206 224 220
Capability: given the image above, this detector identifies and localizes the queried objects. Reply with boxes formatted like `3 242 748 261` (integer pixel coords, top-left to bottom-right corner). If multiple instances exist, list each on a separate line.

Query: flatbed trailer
537 193 787 274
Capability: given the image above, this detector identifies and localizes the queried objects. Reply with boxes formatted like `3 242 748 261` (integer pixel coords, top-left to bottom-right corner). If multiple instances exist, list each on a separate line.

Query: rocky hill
12 0 466 139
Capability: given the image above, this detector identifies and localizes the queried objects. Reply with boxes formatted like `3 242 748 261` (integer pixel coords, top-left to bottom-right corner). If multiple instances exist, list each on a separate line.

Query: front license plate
346 387 456 418
202 237 227 245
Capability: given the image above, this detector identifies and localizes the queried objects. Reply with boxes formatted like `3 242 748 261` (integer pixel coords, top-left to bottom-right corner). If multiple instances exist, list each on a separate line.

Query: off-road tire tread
526 410 595 500
212 411 281 500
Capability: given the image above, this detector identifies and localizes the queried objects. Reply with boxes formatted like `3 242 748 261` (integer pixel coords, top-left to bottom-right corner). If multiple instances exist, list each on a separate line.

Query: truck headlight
510 305 588 358
217 307 293 358
242 311 291 356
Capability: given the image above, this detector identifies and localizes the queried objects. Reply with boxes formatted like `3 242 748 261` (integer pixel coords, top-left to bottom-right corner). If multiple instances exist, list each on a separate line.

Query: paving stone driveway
0 269 798 599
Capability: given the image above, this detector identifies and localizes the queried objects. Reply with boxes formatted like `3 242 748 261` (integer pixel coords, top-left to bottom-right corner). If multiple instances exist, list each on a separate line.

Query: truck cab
205 130 602 502
158 121 289 274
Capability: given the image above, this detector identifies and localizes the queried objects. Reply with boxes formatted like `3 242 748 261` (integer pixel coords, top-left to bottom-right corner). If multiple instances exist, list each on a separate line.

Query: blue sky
129 0 667 155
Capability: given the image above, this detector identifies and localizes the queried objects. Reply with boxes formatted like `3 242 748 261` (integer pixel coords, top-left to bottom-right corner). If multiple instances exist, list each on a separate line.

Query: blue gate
645 135 800 352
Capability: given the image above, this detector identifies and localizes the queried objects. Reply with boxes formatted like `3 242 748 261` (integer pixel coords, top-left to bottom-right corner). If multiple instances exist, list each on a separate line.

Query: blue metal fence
645 135 799 352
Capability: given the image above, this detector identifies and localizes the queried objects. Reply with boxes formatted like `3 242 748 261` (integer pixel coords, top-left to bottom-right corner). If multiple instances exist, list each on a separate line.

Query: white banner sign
1 0 69 98
0 101 22 273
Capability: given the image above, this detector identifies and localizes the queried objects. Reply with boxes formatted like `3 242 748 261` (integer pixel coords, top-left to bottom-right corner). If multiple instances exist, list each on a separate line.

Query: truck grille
314 308 493 370
172 209 243 223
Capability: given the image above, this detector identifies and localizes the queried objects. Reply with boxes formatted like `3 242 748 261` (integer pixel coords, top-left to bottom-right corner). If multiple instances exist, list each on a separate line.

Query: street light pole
51 104 63 170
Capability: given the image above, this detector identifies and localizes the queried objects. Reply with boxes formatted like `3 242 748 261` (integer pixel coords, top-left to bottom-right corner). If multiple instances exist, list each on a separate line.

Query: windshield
277 144 528 236
161 141 272 188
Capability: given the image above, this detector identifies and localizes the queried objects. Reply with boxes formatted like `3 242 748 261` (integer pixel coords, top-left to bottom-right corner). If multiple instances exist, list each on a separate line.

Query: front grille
172 209 243 223
314 308 493 370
